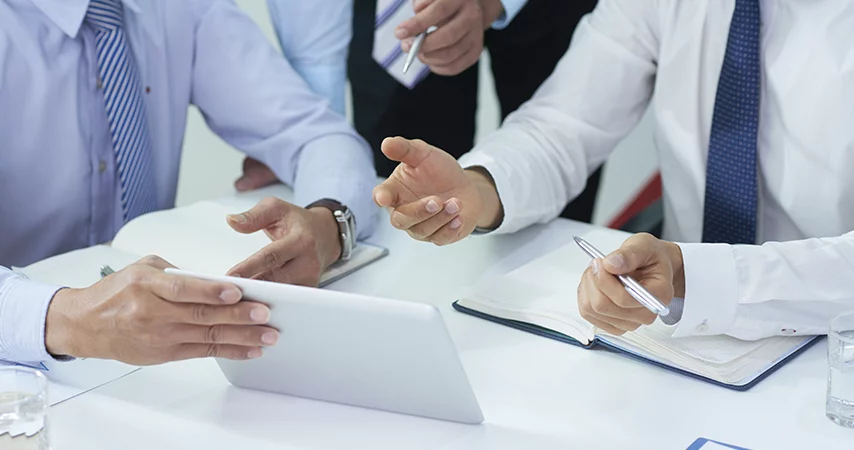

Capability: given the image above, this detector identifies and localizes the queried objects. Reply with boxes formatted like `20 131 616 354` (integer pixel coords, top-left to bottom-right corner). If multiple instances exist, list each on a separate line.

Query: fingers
423 214 466 246
577 265 650 336
418 8 471 55
171 343 264 362
389 196 445 229
425 36 481 76
174 300 271 326
137 255 176 271
602 233 659 275
227 197 290 234
589 261 657 325
396 0 462 39
373 182 399 208
380 137 437 167
127 264 244 305
175 324 279 348
227 235 302 280
403 198 461 238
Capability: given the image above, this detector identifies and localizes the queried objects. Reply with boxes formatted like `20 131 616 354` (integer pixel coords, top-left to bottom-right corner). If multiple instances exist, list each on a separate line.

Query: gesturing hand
577 234 685 335
45 256 278 365
373 137 500 246
396 0 505 75
226 197 342 287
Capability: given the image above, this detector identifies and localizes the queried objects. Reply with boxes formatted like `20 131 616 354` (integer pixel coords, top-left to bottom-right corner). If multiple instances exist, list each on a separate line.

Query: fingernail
606 254 625 269
394 27 408 39
251 307 270 323
248 349 263 359
220 288 242 303
450 218 462 230
426 199 440 213
592 259 600 275
227 213 247 224
445 200 460 215
261 331 278 346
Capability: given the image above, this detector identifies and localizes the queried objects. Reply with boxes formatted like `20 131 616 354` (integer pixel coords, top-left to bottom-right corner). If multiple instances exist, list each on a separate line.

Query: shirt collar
30 0 143 38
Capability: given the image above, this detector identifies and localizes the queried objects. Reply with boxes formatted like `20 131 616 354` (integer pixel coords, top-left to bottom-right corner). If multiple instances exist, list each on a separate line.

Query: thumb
601 235 658 275
227 197 289 234
381 137 435 168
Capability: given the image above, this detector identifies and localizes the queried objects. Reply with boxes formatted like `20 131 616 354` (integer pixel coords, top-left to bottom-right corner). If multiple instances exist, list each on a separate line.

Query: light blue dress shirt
267 0 528 116
0 0 378 363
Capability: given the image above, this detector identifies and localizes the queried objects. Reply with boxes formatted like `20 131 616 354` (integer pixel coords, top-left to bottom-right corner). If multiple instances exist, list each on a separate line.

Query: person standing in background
262 0 602 224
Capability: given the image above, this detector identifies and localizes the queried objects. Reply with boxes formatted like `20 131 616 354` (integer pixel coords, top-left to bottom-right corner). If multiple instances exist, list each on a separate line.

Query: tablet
167 269 484 424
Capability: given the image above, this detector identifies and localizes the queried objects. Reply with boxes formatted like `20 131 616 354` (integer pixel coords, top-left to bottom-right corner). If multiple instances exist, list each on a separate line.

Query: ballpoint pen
100 265 115 278
402 26 438 74
573 236 671 317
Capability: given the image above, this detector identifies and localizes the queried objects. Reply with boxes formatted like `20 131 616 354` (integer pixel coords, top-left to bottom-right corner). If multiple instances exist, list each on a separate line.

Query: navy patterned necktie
702 0 761 244
86 0 157 222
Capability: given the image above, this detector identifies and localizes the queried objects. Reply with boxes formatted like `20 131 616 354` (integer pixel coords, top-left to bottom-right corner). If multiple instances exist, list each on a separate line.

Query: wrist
309 207 343 268
665 242 686 298
45 288 83 358
465 167 504 230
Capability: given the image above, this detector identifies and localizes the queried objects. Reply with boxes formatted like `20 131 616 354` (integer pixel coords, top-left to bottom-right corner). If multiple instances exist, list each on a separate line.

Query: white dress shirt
0 0 378 363
266 0 529 116
460 0 854 340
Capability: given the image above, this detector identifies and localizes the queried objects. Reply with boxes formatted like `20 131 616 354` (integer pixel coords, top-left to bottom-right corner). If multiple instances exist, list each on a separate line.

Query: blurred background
176 0 659 227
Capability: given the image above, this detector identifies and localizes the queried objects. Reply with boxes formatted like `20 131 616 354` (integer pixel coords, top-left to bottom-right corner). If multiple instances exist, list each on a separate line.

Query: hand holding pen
395 0 506 76
573 234 686 335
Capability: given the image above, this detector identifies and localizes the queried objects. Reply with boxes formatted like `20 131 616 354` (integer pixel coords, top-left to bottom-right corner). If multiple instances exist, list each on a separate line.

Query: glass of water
827 311 854 428
0 367 49 450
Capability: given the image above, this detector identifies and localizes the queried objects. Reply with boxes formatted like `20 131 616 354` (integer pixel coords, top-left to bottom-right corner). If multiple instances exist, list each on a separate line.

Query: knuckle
264 250 283 270
168 277 185 299
590 295 611 314
192 304 212 323
141 255 163 266
205 344 219 358
206 325 224 344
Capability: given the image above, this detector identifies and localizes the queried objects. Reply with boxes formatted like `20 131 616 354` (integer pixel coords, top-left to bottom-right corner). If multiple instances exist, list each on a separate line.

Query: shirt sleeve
189 1 377 239
266 0 352 116
673 233 854 341
491 0 528 30
458 0 659 234
0 267 62 364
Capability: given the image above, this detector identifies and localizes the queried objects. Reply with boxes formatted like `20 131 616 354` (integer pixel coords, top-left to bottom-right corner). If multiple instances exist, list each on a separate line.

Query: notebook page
112 201 386 285
17 245 143 288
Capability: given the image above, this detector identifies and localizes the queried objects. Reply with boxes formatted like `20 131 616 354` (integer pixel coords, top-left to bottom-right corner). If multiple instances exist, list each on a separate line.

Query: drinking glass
0 367 50 450
827 311 854 428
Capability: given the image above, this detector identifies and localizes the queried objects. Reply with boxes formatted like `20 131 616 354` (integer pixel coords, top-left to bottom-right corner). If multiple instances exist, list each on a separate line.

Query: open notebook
453 229 818 391
17 200 388 289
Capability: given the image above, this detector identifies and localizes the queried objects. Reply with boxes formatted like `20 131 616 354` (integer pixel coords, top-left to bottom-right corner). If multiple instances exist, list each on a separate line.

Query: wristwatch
306 198 357 261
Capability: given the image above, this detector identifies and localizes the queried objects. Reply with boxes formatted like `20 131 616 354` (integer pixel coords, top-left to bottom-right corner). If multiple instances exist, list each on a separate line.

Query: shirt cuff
672 243 740 337
492 0 527 30
0 275 62 364
291 133 379 240
458 152 518 235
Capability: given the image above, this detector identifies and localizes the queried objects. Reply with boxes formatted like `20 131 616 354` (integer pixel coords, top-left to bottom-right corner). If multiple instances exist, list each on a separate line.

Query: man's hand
226 197 341 287
373 137 502 245
235 157 279 192
396 0 505 75
44 256 278 366
577 234 686 336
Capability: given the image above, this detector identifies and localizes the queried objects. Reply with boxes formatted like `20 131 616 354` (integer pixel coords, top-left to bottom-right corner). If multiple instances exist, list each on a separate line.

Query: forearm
0 267 62 363
674 232 854 340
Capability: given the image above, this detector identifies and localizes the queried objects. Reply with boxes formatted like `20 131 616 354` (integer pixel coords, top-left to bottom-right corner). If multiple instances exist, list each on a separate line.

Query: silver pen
573 236 671 317
402 26 438 74
100 265 115 278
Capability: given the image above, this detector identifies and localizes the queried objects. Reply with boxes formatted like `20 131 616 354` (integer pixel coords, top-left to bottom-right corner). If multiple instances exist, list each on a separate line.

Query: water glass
827 311 854 428
0 367 50 450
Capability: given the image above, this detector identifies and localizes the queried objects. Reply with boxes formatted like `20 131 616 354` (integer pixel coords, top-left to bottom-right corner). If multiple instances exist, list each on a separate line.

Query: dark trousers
349 0 601 222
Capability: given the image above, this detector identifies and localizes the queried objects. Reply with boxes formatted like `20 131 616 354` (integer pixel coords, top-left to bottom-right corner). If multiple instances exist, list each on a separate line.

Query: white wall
177 1 658 226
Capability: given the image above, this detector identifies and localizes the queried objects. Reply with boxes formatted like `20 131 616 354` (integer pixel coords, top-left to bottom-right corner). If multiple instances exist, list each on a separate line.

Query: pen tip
573 236 582 243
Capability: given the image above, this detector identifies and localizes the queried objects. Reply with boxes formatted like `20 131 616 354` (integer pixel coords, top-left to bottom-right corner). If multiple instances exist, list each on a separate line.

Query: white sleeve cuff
0 275 62 363
459 151 520 235
672 243 740 337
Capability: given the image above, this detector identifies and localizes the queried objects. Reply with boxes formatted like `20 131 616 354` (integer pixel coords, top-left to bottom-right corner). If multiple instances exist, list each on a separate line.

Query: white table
50 191 852 450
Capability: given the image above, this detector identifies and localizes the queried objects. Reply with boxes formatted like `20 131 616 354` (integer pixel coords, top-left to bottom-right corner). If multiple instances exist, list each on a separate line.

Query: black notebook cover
452 300 821 391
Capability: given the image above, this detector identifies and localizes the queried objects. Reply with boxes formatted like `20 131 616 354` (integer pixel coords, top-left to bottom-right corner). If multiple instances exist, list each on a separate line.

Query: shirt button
98 161 107 173
97 79 103 90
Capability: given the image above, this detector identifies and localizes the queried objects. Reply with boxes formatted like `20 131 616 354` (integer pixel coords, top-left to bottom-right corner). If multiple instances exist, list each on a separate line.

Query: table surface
50 188 852 450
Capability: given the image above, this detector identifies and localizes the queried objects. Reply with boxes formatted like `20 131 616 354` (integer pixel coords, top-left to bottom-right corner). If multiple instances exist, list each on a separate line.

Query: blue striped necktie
373 0 430 89
86 0 157 222
702 0 761 244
